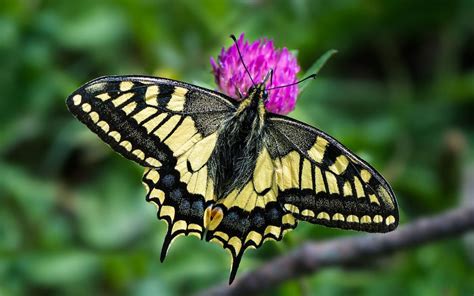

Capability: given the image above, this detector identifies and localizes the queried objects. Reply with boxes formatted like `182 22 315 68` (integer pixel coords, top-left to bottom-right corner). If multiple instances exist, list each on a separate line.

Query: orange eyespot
204 205 224 231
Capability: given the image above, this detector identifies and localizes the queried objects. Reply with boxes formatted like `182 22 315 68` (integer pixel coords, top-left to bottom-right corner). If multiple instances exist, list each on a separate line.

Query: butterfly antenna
269 68 274 86
267 73 317 90
230 34 256 86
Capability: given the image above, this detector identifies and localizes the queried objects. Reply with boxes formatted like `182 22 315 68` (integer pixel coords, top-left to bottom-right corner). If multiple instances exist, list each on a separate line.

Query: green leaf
24 252 99 286
299 49 337 93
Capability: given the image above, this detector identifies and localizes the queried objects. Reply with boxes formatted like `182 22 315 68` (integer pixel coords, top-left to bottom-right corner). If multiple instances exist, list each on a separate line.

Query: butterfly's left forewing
66 75 235 168
266 115 399 232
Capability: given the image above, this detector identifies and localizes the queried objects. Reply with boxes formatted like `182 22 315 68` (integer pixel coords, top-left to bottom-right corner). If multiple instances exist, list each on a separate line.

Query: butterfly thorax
208 84 267 200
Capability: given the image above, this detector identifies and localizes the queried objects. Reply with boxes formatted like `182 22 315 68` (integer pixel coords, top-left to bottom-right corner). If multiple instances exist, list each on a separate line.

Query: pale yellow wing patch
172 132 219 202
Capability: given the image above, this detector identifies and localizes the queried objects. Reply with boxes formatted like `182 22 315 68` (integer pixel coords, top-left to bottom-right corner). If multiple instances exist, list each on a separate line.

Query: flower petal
210 33 300 114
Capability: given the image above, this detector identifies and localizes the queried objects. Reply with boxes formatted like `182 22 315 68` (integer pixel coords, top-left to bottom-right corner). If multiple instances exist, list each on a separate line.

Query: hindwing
142 165 211 261
204 174 298 283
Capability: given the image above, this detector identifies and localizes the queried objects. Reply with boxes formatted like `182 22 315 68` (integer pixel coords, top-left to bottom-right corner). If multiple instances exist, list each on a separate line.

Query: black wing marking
265 114 399 233
66 75 236 168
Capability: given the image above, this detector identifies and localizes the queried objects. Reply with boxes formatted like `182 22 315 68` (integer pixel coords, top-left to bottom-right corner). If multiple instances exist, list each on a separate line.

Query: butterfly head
246 72 271 104
246 85 266 100
237 71 271 121
258 70 272 103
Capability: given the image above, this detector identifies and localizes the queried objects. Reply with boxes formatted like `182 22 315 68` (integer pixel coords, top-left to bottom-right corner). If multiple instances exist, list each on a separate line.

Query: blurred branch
197 205 474 296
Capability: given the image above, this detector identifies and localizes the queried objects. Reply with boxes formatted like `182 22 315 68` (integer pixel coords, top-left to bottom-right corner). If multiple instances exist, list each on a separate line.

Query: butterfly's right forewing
265 115 398 233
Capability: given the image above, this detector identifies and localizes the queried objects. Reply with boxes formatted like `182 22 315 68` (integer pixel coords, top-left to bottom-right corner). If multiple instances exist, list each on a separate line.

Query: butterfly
66 71 398 284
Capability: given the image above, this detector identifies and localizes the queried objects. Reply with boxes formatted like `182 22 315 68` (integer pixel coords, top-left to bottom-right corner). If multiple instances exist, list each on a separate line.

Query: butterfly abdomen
209 108 264 200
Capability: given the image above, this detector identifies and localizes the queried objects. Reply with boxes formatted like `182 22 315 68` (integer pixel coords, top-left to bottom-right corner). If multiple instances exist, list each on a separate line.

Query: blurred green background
1 0 473 295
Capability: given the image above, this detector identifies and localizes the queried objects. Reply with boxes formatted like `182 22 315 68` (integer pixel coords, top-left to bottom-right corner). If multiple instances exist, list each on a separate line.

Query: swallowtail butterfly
67 62 398 285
